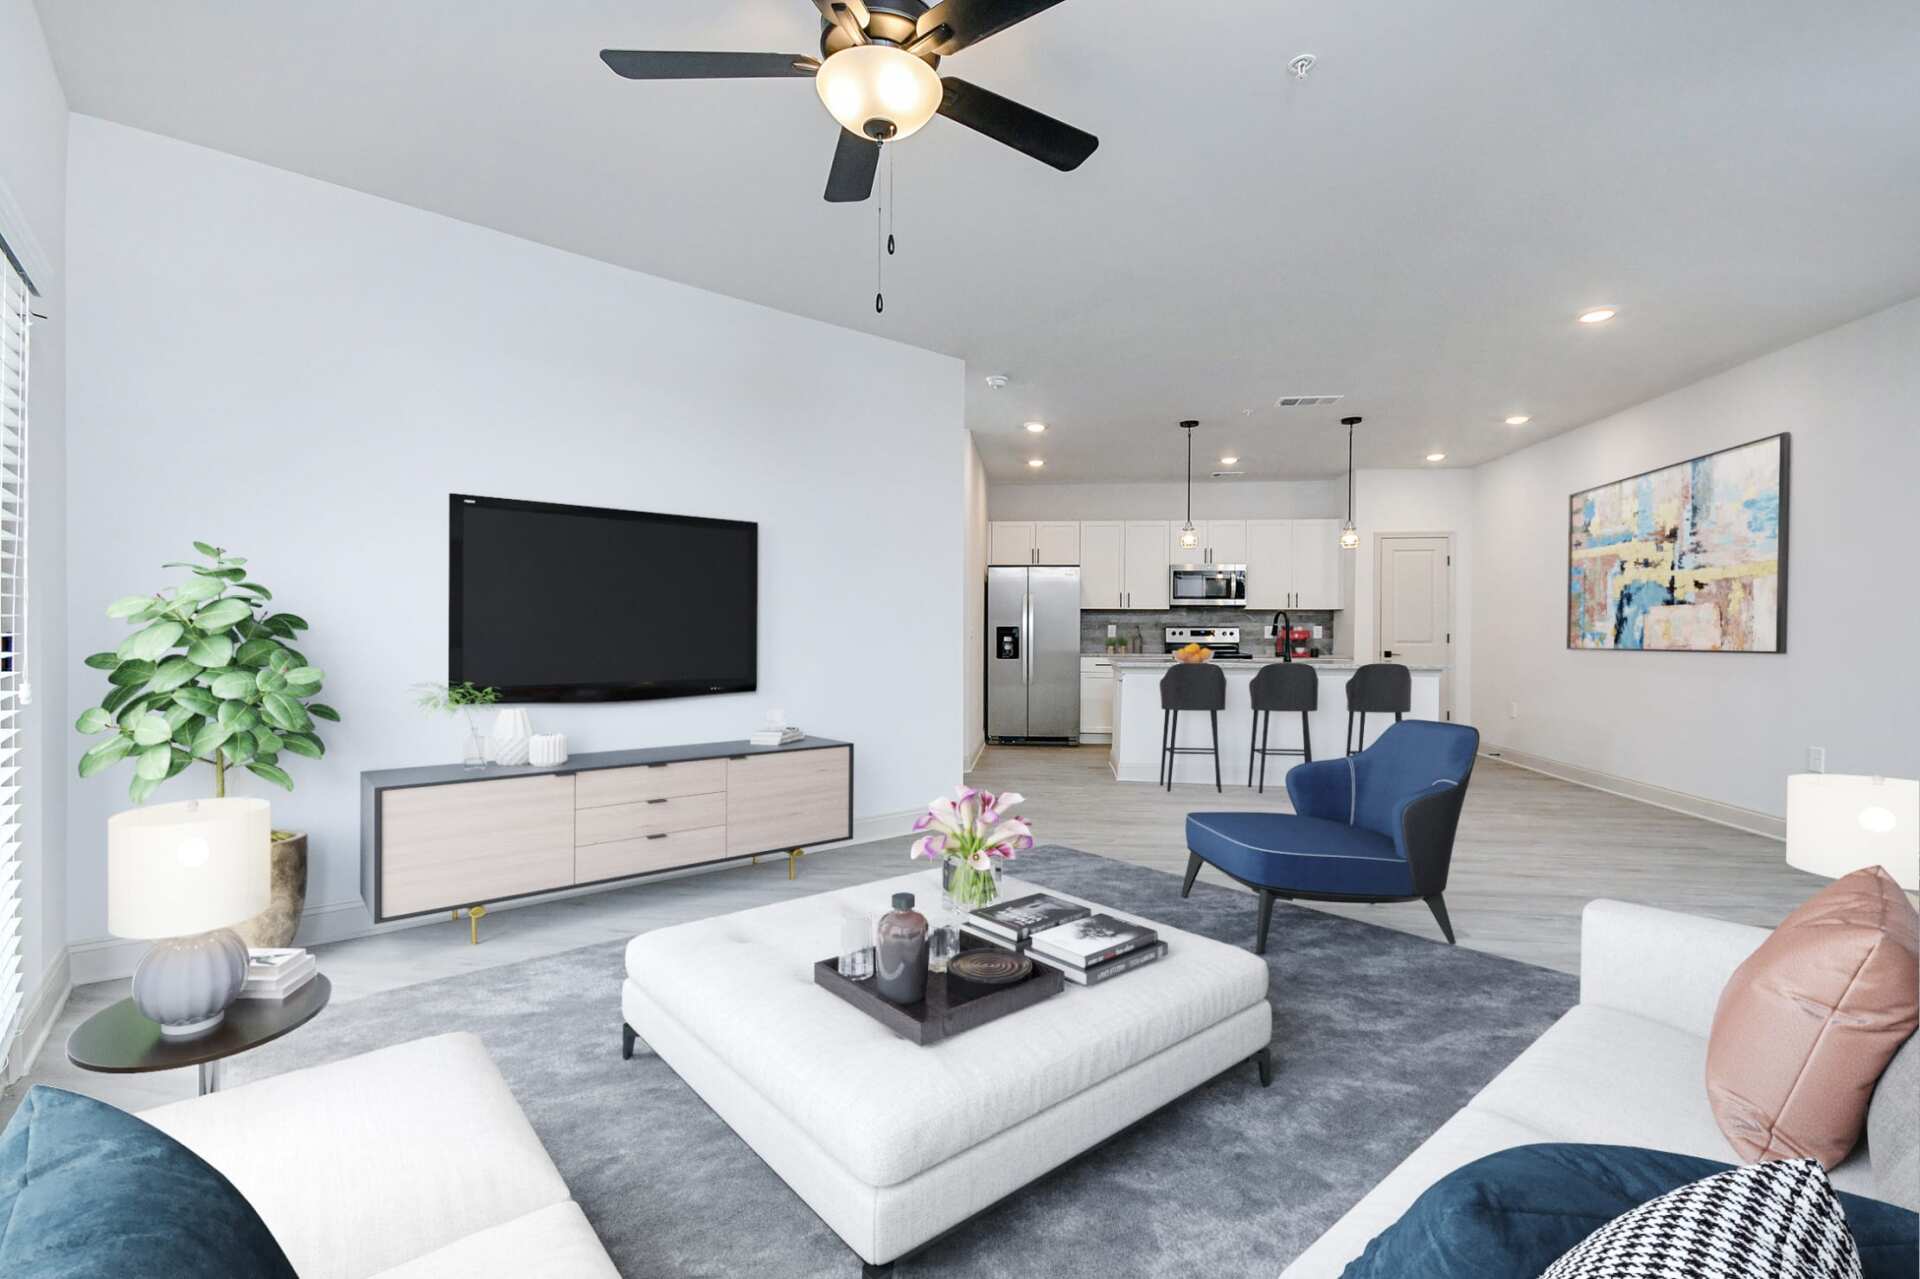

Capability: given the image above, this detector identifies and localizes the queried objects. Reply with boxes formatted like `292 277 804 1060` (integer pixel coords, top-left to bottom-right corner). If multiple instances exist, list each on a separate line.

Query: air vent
1211 470 1246 478
1274 394 1344 408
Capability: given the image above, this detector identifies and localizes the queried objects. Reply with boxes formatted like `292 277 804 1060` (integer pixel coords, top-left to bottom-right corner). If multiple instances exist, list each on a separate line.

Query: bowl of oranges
1173 642 1213 663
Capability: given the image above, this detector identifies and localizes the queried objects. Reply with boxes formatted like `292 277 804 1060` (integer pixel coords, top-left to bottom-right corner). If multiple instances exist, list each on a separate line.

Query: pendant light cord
1346 419 1354 523
1185 424 1193 527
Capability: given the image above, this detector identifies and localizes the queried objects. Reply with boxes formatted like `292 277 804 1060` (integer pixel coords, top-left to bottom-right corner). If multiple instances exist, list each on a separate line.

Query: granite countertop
1104 655 1449 672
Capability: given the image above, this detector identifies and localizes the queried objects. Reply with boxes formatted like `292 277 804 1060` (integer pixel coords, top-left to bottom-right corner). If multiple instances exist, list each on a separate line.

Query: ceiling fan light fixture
815 45 943 142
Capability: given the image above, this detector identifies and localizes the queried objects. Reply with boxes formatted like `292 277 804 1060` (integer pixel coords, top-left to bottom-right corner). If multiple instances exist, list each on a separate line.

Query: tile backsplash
1081 608 1342 657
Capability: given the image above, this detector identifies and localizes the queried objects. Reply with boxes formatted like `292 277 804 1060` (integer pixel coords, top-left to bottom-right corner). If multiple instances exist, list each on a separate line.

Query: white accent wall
1472 297 1920 822
0 0 70 1071
963 432 987 765
63 116 967 978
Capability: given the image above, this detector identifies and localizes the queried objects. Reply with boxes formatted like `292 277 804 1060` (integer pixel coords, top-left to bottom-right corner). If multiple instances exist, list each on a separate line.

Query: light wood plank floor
966 745 1824 974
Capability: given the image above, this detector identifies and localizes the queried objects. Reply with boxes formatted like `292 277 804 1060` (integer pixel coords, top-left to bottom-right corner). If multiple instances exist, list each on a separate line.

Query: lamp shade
108 798 272 938
1786 774 1918 891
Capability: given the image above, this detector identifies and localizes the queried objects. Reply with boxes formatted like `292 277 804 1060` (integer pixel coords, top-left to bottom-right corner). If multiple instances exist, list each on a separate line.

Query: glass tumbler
837 913 875 981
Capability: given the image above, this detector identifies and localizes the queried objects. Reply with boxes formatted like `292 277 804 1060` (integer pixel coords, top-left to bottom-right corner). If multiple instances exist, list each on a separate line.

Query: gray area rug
228 846 1577 1276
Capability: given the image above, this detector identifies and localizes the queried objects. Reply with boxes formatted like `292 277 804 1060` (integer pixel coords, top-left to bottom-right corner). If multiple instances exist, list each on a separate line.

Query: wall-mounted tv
449 494 757 703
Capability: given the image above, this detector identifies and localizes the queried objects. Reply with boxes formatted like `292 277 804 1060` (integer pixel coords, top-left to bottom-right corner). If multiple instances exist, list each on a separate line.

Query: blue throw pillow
0 1085 297 1278
1340 1143 1918 1279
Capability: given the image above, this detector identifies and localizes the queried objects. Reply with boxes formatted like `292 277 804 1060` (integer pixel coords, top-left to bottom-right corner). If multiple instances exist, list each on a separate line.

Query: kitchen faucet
1272 610 1292 662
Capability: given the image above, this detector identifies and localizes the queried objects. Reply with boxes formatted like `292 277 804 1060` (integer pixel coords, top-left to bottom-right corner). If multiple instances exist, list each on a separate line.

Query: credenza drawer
726 747 852 855
575 791 727 846
380 774 575 917
575 825 727 883
575 759 727 809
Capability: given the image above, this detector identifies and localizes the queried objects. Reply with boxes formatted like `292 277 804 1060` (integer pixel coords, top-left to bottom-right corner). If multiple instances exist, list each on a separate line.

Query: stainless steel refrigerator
986 565 1081 742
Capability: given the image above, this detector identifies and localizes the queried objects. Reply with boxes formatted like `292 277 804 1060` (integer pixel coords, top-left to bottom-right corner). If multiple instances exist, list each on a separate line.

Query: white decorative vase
489 709 533 766
528 733 569 768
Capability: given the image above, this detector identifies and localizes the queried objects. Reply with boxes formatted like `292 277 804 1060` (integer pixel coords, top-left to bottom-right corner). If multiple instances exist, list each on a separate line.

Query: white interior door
1123 522 1171 609
1291 519 1343 609
1079 521 1123 608
1034 521 1081 565
989 522 1036 565
1376 534 1452 715
1244 520 1293 608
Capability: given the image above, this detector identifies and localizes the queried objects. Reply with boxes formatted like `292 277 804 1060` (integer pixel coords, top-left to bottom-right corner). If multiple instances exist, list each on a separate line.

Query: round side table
67 975 331 1096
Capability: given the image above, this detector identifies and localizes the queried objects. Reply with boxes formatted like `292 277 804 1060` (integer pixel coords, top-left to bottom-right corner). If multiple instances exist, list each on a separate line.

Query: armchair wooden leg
1181 852 1202 898
1254 889 1276 956
1425 894 1456 944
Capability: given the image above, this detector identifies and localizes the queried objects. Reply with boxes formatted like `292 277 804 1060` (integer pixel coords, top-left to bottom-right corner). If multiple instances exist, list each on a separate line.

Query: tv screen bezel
448 493 758 704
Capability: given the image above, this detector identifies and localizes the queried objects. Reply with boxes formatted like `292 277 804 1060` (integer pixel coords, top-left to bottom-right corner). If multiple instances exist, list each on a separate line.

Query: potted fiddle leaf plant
74 542 339 947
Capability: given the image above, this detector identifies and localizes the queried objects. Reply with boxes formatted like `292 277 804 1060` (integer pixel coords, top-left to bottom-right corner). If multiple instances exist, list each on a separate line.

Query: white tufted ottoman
621 869 1273 1274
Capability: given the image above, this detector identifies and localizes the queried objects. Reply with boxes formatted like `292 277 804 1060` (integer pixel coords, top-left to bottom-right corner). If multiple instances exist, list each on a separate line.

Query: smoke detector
1274 394 1344 408
983 373 1009 390
1288 53 1317 79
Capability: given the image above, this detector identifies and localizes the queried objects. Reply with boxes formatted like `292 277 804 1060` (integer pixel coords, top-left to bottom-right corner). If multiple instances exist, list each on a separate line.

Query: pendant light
1339 416 1362 550
1177 420 1201 554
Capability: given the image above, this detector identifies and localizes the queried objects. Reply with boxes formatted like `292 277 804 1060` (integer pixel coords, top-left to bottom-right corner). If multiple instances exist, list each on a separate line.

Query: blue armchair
1182 720 1480 954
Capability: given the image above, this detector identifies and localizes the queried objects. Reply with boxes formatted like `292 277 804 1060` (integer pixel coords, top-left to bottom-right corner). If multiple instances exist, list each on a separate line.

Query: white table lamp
109 797 272 1037
1786 774 1919 892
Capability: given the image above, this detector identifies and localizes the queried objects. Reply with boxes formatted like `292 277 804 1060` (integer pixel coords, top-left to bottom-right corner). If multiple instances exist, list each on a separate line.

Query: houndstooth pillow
1540 1157 1863 1278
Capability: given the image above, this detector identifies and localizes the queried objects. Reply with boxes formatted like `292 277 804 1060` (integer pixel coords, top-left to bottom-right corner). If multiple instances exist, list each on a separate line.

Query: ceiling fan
600 0 1098 203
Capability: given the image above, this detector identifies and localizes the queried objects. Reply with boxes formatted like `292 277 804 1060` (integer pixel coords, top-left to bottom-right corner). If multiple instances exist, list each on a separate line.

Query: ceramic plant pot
234 832 309 949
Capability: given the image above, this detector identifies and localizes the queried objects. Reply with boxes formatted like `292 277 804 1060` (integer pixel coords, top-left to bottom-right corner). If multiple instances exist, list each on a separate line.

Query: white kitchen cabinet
1079 521 1124 608
1245 520 1294 608
989 522 1036 565
1079 656 1116 735
1167 520 1249 565
1034 521 1080 565
1122 521 1171 609
1290 518 1343 609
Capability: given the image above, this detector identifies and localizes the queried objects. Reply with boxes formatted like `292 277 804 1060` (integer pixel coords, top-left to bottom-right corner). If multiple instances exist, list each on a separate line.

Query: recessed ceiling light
1220 455 1239 465
1023 421 1047 433
1027 458 1045 469
1425 452 1447 463
1577 308 1617 324
1505 415 1532 426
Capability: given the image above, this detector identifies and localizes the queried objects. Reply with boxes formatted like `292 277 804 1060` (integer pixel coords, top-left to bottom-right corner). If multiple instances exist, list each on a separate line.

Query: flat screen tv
449 494 757 703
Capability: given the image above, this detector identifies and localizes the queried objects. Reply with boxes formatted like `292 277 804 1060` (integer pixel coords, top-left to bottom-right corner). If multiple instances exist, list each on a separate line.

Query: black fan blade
825 130 881 202
916 0 1069 54
599 50 818 79
937 77 1097 171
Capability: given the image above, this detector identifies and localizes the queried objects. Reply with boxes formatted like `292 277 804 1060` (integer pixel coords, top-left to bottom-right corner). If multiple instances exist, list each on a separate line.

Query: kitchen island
1109 657 1447 786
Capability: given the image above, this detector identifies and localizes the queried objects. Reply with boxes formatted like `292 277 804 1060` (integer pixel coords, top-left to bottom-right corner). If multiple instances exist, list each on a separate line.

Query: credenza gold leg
787 848 803 881
452 905 487 944
751 854 759 865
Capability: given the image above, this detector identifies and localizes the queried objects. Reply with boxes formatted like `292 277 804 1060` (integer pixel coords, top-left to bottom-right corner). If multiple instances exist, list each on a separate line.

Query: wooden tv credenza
360 737 853 935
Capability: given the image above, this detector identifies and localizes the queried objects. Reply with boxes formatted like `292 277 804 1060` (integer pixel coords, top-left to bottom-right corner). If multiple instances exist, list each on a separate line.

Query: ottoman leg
1253 1046 1273 1087
862 1263 894 1277
621 1022 637 1061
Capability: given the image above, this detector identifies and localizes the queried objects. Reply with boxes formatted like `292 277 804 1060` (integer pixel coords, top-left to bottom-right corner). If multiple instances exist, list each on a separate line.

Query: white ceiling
36 0 1920 482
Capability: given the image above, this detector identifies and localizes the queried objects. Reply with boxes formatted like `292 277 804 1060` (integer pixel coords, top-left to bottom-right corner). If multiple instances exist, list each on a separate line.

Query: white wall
988 478 1342 522
0 0 70 1073
1345 469 1477 724
1472 297 1920 822
962 433 987 765
63 117 967 977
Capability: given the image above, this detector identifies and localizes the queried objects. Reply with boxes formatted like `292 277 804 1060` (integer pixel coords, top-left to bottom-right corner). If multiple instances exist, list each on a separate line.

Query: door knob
1382 649 1395 658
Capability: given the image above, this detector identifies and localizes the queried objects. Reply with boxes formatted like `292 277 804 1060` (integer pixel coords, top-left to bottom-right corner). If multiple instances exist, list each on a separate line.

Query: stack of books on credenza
239 948 317 1001
962 893 1167 986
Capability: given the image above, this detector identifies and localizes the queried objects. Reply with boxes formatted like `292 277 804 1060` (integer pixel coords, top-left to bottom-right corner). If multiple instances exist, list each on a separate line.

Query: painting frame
1566 432 1789 654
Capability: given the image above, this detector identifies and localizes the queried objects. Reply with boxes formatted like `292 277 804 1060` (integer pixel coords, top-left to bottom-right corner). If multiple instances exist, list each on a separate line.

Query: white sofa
140 1032 618 1279
1284 899 1887 1277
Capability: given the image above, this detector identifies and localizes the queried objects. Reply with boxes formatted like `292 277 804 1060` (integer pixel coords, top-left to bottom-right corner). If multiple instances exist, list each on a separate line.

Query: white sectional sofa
140 1032 618 1279
1284 899 1890 1277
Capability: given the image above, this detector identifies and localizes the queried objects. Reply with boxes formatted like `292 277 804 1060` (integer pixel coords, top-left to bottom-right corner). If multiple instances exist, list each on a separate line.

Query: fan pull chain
874 145 885 314
887 145 896 258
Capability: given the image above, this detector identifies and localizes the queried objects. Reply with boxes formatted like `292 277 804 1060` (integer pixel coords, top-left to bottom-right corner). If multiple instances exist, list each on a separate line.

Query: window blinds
0 254 30 1066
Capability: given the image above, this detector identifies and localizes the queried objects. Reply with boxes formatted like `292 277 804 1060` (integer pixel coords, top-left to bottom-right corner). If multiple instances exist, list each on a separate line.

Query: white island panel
1109 659 1446 787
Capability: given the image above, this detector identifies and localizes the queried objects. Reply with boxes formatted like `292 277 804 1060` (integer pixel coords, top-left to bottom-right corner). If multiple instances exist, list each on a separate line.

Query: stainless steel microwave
1169 564 1247 607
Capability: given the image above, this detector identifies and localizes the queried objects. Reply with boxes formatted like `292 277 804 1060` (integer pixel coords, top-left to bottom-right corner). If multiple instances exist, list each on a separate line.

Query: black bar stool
1160 662 1226 792
1248 663 1317 793
1345 662 1411 755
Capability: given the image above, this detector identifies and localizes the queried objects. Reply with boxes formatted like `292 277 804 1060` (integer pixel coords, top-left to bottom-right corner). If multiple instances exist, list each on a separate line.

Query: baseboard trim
965 738 986 772
1481 744 1785 841
4 951 71 1084
67 806 927 986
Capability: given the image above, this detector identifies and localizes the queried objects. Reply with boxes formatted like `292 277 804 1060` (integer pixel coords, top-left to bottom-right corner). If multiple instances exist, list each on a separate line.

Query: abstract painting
1568 434 1787 652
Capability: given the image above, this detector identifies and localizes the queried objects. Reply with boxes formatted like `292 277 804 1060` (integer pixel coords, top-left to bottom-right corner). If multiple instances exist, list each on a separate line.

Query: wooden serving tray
813 943 1065 1046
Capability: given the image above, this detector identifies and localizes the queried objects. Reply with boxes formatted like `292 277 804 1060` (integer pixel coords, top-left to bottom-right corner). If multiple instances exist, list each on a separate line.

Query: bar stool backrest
1249 663 1318 712
1346 662 1411 714
1160 662 1227 711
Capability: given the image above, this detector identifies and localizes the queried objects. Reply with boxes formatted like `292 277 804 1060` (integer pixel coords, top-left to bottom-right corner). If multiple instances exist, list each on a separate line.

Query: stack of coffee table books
239 947 317 1001
962 893 1168 986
